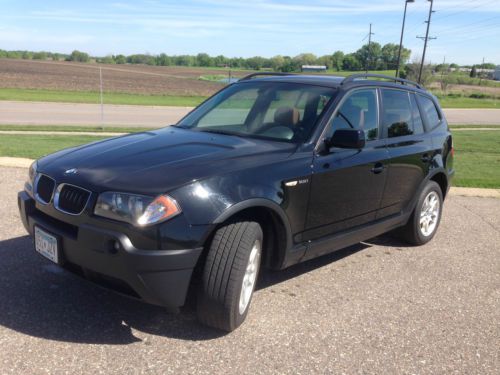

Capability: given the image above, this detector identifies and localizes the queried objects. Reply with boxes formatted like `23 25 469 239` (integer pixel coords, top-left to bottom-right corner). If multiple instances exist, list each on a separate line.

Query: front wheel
398 181 443 246
197 221 263 332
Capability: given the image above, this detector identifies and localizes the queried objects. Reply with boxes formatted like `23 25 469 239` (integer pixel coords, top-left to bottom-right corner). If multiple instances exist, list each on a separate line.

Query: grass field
436 95 499 109
1 128 498 189
1 59 499 108
0 124 156 133
0 88 206 107
0 134 108 159
451 130 500 188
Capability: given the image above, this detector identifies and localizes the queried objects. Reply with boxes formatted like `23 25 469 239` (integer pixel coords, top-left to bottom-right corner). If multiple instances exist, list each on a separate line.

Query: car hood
38 127 297 195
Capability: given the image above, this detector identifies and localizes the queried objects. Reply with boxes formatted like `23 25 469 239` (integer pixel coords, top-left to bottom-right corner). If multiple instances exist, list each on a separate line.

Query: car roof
239 74 429 94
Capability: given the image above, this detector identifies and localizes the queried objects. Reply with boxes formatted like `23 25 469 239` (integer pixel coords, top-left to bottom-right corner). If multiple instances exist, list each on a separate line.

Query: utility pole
99 67 104 126
479 57 485 85
366 23 374 73
396 0 415 78
418 0 436 84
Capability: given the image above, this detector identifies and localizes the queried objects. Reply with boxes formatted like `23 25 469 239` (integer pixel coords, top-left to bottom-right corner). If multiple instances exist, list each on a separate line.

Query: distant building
301 65 327 73
494 66 500 81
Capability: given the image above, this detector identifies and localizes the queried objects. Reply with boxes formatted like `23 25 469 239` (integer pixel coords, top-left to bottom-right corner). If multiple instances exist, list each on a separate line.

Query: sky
0 0 499 65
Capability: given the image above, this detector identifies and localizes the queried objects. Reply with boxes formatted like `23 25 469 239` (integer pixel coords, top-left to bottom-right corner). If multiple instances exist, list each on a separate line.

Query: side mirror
326 129 366 149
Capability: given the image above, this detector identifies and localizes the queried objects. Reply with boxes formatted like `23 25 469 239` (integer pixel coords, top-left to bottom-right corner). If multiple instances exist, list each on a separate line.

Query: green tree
342 54 362 71
355 42 382 71
470 66 477 78
270 55 285 71
316 55 332 69
331 51 345 71
98 55 115 64
114 54 127 64
402 62 432 86
381 43 410 70
156 53 172 66
245 56 266 70
67 50 90 62
196 53 212 67
293 53 317 67
213 55 229 67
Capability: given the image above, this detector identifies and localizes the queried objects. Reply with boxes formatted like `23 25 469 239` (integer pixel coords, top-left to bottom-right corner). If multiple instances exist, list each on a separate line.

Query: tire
398 181 443 246
197 221 263 332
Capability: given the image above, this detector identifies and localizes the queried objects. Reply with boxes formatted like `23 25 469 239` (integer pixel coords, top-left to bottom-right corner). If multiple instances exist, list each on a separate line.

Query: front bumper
18 191 203 309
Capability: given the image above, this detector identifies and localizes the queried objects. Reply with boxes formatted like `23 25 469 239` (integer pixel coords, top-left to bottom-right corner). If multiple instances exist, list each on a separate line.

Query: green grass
451 130 500 188
0 124 156 133
449 124 500 129
199 74 227 82
0 129 499 189
436 95 499 109
0 134 109 159
0 88 207 107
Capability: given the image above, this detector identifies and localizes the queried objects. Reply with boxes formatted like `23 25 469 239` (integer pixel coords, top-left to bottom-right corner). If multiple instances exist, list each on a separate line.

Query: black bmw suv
18 73 454 332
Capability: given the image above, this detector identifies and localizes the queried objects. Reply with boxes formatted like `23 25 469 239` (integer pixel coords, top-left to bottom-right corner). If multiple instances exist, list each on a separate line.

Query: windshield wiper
197 129 245 137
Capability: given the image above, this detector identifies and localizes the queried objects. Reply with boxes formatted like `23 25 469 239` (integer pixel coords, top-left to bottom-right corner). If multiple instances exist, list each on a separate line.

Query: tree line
1 46 494 73
0 43 412 72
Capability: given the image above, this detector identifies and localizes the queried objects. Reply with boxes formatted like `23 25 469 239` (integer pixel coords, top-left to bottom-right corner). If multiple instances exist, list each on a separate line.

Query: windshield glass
177 81 337 143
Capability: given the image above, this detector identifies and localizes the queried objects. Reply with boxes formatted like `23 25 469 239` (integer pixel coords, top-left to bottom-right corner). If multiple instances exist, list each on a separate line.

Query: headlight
25 161 37 197
94 192 181 226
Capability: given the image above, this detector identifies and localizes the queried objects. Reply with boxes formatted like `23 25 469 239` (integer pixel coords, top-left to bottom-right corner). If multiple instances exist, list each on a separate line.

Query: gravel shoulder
0 167 499 374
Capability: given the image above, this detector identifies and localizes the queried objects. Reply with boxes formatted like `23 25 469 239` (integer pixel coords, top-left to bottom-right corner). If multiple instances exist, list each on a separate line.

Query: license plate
34 226 59 264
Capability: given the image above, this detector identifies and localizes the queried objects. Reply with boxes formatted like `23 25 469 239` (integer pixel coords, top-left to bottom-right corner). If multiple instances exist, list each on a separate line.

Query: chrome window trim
34 173 56 205
53 183 92 216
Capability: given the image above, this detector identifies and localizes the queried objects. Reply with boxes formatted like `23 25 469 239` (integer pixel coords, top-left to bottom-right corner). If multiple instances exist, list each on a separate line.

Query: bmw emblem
64 168 78 175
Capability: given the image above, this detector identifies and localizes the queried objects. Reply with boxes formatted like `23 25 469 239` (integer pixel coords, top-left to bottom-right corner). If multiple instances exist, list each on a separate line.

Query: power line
433 0 498 21
434 0 482 13
435 18 500 36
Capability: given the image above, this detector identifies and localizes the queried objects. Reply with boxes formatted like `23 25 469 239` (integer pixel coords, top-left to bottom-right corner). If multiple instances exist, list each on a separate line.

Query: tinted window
418 95 441 128
198 88 258 127
329 89 378 141
179 82 336 143
381 89 414 138
410 94 424 134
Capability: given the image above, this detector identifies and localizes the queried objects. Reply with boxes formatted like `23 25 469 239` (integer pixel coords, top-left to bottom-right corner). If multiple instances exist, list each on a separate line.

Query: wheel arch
429 170 449 199
210 199 293 270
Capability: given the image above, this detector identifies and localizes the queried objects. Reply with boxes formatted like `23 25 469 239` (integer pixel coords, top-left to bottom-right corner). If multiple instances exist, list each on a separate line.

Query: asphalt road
0 166 499 374
0 101 499 127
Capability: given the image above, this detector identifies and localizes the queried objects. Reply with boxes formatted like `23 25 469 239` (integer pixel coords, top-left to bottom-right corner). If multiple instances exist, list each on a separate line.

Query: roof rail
341 73 422 89
239 72 297 81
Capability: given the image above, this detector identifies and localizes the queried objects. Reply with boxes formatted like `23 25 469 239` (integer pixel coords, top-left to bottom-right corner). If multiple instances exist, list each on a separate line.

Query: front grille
35 175 56 204
55 184 91 215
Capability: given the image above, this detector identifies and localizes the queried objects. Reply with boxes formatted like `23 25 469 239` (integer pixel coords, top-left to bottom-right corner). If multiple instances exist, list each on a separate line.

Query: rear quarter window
418 95 441 129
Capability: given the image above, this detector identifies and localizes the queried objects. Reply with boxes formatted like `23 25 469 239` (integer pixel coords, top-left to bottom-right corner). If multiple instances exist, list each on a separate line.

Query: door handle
371 163 385 174
421 154 431 163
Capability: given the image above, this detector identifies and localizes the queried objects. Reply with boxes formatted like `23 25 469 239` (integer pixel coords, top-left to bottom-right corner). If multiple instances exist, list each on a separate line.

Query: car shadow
0 233 403 344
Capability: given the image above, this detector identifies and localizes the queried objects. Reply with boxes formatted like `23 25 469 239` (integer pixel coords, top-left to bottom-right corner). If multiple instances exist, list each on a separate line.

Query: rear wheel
197 221 262 332
398 181 443 245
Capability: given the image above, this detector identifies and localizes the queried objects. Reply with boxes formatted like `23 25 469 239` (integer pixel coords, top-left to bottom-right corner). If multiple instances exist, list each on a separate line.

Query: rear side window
418 95 441 128
381 89 414 138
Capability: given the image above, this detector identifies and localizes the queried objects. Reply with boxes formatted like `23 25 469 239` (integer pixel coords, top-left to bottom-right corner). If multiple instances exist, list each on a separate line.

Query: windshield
177 81 337 143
